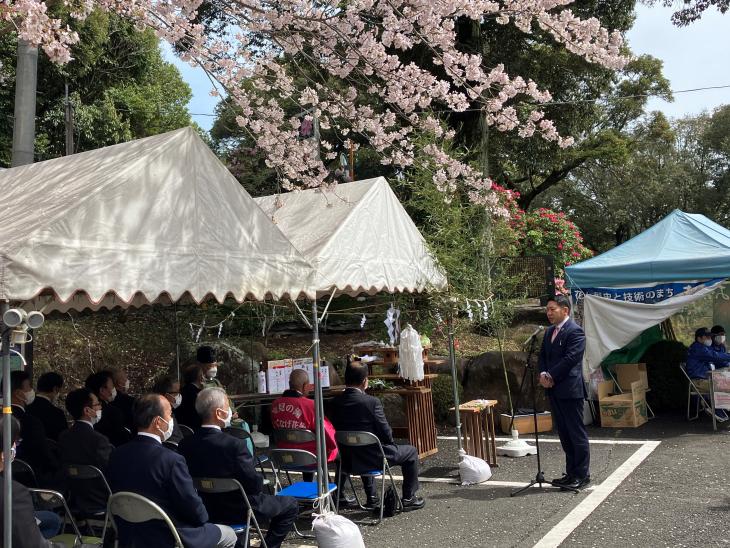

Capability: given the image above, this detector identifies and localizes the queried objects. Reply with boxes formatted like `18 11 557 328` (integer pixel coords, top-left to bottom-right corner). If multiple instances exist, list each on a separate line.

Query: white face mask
715 335 726 345
218 407 232 428
703 339 713 347
159 417 174 441
109 387 117 402
173 394 182 408
24 389 35 406
124 380 130 391
206 367 218 380
92 408 102 425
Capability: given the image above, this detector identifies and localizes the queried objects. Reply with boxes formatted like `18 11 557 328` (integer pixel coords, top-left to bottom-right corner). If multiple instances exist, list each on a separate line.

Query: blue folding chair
224 426 277 492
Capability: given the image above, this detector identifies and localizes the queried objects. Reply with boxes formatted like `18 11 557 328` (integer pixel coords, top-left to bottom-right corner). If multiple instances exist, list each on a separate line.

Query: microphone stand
511 335 579 496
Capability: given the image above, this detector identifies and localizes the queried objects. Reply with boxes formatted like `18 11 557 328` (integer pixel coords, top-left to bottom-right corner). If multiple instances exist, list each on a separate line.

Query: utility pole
65 83 74 156
11 39 38 167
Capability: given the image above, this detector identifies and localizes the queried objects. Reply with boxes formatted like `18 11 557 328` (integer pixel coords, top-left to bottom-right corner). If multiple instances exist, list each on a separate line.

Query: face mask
218 407 232 428
206 367 218 380
124 380 130 391
92 408 102 425
110 387 117 402
173 394 182 408
24 389 35 406
159 417 174 441
3 446 16 464
703 339 713 347
716 336 726 345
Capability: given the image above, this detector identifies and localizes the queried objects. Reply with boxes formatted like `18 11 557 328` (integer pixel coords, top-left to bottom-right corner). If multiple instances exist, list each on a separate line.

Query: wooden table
230 386 345 409
450 399 498 467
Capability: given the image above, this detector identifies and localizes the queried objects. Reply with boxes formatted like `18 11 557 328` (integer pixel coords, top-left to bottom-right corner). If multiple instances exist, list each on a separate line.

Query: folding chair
269 448 337 538
224 426 277 492
335 431 402 525
29 488 103 547
178 424 195 438
64 464 112 536
679 362 720 431
272 429 319 486
12 458 37 488
193 477 268 548
108 492 183 548
162 440 179 451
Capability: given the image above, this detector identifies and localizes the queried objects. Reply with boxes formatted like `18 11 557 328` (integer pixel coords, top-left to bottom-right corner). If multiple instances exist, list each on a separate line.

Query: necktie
551 326 560 343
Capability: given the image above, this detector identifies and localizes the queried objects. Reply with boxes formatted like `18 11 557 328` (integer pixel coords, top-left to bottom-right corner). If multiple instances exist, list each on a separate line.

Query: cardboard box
598 380 647 428
292 357 314 384
500 412 552 435
615 363 649 392
266 359 292 394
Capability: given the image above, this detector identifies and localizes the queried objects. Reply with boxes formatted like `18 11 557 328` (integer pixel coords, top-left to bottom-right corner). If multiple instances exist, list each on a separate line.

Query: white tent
0 127 317 312
255 177 447 295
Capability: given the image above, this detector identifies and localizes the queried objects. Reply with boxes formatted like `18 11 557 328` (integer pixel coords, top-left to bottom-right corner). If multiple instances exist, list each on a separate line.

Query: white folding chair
107 492 183 548
30 488 103 547
679 362 719 431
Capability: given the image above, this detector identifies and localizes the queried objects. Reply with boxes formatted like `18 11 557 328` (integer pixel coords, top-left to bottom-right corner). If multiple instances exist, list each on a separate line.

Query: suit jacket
176 384 202 430
538 318 587 399
178 427 263 524
12 405 59 487
328 388 396 473
26 396 68 442
110 392 136 431
59 421 114 511
0 477 56 548
107 435 221 548
95 401 131 447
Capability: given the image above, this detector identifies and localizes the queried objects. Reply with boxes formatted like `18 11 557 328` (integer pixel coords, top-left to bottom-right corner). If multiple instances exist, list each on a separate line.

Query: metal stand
447 313 463 452
1 302 13 547
511 337 578 496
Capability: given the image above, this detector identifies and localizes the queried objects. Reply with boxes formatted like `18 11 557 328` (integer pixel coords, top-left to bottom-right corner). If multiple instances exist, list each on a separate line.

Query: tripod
510 335 578 496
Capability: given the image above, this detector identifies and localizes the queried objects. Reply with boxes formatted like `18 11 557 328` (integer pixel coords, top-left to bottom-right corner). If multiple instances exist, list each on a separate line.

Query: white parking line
437 435 654 445
532 440 661 548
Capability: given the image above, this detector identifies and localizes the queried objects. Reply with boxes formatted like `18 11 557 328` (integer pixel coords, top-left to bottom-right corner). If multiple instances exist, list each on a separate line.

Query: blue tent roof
566 210 730 288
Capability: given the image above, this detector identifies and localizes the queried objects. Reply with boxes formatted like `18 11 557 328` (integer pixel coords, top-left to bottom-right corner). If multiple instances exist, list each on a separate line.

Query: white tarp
0 127 317 312
583 279 724 371
255 177 447 295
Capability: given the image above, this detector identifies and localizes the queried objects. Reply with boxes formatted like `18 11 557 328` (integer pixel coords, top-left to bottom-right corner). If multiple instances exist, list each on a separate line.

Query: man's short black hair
548 294 572 311
182 364 201 386
344 363 368 386
37 372 64 393
133 393 165 429
711 325 725 335
0 416 20 449
151 375 177 395
85 371 113 395
65 388 94 420
10 370 30 392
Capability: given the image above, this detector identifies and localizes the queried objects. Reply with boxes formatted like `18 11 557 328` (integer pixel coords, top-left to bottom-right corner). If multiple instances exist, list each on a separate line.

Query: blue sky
163 4 730 133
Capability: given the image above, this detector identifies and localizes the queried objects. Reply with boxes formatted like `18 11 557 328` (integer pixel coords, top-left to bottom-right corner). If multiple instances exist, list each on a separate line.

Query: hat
695 327 712 339
196 345 216 364
711 325 725 335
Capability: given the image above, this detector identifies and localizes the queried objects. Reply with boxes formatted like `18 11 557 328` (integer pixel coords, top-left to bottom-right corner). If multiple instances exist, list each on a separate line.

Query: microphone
522 325 544 347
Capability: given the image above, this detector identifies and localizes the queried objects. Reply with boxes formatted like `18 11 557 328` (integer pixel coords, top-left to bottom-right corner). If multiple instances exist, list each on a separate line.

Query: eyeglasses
166 392 181 396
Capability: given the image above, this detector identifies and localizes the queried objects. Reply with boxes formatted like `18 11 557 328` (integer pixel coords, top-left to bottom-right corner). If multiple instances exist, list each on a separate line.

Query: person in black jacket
150 375 184 446
59 388 114 513
328 363 425 511
26 372 68 442
176 364 204 430
0 415 64 548
178 387 298 548
85 371 131 447
110 369 135 432
9 371 60 488
106 394 236 548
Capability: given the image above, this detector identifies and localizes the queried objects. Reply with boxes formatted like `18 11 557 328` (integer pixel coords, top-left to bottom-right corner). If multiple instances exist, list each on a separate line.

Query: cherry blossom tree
2 0 629 214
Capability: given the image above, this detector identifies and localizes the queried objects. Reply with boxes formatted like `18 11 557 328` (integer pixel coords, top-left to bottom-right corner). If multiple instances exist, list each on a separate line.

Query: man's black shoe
337 494 356 507
561 477 590 491
401 495 425 512
552 474 571 485
364 496 379 509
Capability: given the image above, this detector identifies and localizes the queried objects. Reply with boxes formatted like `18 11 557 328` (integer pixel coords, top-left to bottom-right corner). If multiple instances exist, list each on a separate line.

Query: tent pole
1 302 13 548
311 300 326 497
448 312 463 453
173 303 180 381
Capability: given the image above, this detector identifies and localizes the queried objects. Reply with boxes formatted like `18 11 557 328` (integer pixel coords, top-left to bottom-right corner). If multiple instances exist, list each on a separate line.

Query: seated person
106 394 237 548
328 364 425 511
711 325 729 358
178 388 298 548
176 364 204 430
110 369 136 432
198 346 223 390
59 388 115 512
9 371 60 488
85 371 131 447
150 375 184 445
687 327 730 379
26 372 68 442
0 415 64 547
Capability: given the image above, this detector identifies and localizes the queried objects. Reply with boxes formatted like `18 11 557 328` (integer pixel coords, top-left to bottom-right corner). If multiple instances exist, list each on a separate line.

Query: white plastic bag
313 511 366 548
459 449 492 485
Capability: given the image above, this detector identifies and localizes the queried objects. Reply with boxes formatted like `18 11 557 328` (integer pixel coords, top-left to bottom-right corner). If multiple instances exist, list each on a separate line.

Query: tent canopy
0 127 317 312
566 210 730 288
255 177 447 296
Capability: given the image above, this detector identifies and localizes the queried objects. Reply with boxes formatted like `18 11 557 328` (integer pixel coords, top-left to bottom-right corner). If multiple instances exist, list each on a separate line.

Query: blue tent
566 210 730 288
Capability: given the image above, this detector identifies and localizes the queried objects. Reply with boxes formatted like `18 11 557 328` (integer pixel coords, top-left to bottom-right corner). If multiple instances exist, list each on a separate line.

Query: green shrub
432 373 464 423
641 339 688 412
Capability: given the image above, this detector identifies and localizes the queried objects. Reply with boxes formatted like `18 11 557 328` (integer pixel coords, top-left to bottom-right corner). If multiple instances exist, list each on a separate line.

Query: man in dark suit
179 387 298 548
328 364 425 511
59 388 114 512
85 371 131 447
111 369 136 432
151 375 184 446
26 372 68 442
176 364 204 430
538 294 590 490
0 416 64 548
9 371 59 488
107 393 237 548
